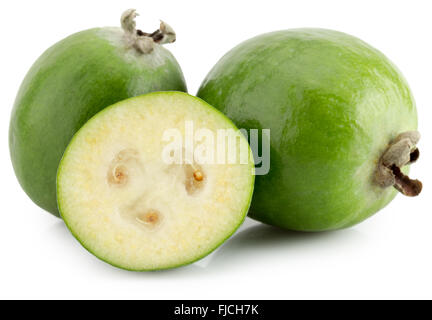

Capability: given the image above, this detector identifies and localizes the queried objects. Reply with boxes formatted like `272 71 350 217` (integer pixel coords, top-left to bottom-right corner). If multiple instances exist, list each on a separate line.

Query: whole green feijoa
9 9 187 217
197 28 422 231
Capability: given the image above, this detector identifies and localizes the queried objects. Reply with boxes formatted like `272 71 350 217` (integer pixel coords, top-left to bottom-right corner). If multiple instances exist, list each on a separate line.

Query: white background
1 0 431 300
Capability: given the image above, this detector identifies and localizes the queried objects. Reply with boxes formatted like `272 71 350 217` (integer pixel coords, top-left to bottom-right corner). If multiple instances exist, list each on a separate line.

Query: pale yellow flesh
58 93 254 270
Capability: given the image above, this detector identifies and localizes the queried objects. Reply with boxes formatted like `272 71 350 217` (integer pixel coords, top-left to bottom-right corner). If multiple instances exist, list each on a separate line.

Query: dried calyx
375 131 422 197
121 8 176 54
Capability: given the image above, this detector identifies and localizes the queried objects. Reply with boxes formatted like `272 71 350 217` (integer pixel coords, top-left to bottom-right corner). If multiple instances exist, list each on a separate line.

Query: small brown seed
193 170 204 182
136 210 160 226
108 165 128 185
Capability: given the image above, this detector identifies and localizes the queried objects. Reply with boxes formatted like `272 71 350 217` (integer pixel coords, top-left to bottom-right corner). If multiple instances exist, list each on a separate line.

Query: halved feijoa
57 92 254 271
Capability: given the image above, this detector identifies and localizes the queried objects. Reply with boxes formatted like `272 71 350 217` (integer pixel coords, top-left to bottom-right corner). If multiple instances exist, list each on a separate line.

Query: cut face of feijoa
57 92 254 271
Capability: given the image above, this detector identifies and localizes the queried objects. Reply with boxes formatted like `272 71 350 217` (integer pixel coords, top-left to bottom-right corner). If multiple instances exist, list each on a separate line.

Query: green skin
197 29 418 231
9 27 187 217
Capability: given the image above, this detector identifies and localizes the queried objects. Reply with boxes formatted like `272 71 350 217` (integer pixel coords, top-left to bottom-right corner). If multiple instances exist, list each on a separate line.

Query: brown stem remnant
121 9 176 54
375 131 422 197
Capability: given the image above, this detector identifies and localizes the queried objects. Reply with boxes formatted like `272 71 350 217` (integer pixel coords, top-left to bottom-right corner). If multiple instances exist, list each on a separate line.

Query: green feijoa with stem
198 29 422 231
10 9 187 217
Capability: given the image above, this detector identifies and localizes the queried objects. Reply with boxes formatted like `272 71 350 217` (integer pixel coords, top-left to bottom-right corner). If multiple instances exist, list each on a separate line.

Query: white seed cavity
110 148 207 232
107 149 141 187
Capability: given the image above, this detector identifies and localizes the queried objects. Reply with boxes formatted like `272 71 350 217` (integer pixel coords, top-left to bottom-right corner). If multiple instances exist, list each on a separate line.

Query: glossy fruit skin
9 27 187 217
197 29 418 231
